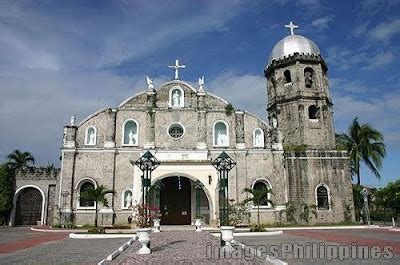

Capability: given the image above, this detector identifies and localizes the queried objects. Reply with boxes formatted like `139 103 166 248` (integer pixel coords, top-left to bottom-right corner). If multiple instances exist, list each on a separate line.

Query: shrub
88 227 105 234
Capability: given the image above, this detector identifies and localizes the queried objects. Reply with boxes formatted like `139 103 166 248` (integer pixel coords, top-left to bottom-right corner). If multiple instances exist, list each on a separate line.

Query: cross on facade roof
168 59 186 80
285 21 298 36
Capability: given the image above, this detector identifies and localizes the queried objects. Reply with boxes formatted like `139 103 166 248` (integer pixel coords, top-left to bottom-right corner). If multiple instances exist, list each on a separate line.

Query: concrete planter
220 226 235 251
195 219 202 232
153 218 161 233
136 228 152 254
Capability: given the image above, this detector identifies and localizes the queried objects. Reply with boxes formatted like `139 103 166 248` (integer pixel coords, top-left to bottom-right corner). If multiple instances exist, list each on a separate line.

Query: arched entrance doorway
15 187 43 225
149 176 210 225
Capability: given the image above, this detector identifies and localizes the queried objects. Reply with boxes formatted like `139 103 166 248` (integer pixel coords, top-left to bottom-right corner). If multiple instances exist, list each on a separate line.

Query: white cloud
370 19 400 42
362 52 395 70
209 72 267 119
332 92 400 148
311 16 334 32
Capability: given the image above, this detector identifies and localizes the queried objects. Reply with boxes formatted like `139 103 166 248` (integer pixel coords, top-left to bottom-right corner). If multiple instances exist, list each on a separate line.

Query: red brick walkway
0 231 68 254
286 229 400 254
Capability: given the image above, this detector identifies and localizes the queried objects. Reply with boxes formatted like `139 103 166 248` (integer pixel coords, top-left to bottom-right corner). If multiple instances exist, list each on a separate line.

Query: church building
10 22 354 227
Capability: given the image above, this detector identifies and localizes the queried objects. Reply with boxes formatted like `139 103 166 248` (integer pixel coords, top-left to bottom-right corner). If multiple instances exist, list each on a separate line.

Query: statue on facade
146 76 154 91
198 76 205 92
172 89 181 107
217 131 227 146
70 115 76 126
88 130 95 145
271 116 278 128
128 130 136 145
124 191 133 208
255 131 262 146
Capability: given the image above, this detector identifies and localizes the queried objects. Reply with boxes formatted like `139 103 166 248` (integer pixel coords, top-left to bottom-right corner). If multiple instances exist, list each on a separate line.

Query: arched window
316 184 330 210
304 67 314 88
85 126 97 146
308 105 320 120
121 189 133 209
78 181 95 208
253 128 264 147
122 119 139 146
169 86 184 108
252 180 272 206
284 70 292 83
213 121 229 147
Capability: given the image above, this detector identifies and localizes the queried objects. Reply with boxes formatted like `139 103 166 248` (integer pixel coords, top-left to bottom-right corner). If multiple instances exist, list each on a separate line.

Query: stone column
196 91 207 149
235 111 245 149
104 108 117 148
144 90 156 149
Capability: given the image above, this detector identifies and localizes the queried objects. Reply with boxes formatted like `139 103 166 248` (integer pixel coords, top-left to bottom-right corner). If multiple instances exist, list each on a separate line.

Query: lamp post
212 151 236 247
361 188 371 225
131 151 160 220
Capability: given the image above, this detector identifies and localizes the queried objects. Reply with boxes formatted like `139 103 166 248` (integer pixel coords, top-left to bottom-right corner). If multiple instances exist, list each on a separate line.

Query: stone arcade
10 22 354 227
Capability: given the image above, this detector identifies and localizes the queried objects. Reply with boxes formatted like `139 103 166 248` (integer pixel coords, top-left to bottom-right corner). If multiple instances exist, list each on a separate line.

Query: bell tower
265 22 335 149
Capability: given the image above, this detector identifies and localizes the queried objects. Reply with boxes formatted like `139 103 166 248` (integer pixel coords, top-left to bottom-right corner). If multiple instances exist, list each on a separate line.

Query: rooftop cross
285 21 298 36
168 59 186 80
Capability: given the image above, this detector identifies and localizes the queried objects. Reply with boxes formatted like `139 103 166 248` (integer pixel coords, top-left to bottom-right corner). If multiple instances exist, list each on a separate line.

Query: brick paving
238 228 400 265
113 231 268 264
0 237 129 264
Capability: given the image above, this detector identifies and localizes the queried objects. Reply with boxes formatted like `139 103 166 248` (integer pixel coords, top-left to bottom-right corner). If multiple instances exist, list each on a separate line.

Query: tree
5 150 35 172
336 117 386 185
80 185 114 227
374 179 400 215
0 165 13 225
299 203 317 224
242 186 273 229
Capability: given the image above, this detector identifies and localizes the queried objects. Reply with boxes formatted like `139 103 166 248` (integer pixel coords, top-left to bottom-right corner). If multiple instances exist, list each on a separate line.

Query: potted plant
133 204 153 254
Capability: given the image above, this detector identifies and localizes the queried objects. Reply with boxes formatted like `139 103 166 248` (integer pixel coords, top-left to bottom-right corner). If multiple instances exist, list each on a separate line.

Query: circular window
168 123 184 139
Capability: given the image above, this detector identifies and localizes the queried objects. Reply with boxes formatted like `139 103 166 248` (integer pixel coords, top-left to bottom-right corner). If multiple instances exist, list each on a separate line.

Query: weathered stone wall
285 150 354 224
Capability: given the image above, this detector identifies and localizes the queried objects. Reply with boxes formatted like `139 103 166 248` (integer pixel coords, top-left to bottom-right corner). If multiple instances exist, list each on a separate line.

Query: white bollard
392 217 396 227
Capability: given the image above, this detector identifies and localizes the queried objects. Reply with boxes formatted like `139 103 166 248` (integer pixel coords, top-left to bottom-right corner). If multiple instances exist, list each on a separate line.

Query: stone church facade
10 23 354 227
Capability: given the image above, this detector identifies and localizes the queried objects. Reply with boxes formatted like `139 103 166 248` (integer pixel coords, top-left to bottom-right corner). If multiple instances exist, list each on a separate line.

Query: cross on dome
285 21 298 36
168 59 186 80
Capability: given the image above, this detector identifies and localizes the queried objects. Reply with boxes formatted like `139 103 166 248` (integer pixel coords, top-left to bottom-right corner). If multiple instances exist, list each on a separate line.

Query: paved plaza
0 226 400 264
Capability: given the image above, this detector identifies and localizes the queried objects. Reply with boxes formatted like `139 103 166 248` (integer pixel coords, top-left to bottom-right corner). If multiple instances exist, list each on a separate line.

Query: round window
168 123 184 139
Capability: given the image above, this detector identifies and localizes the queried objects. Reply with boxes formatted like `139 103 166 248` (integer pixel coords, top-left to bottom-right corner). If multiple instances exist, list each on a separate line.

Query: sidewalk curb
69 233 136 239
31 227 88 233
266 225 380 231
98 236 138 264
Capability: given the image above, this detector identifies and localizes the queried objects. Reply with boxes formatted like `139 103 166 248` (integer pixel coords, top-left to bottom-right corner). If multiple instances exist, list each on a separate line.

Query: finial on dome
285 21 298 36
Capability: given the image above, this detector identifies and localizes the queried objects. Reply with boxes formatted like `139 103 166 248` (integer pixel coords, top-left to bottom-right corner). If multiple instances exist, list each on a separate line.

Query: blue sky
0 0 399 188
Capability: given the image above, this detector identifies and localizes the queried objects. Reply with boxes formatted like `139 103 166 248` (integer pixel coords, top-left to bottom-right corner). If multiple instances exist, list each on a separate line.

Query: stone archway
14 187 44 225
148 174 212 225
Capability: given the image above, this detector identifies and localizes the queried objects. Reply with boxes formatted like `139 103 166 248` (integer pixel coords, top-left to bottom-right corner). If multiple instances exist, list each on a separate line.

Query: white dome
268 34 320 64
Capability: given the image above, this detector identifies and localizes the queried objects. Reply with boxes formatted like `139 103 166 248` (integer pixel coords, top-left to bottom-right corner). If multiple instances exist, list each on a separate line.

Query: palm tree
5 150 35 171
80 185 114 227
336 117 386 185
242 186 273 229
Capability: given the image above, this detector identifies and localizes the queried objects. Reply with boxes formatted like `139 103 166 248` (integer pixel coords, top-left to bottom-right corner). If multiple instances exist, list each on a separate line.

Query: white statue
255 131 262 146
217 131 226 146
272 117 278 128
128 130 136 145
88 130 95 145
146 76 154 91
124 191 132 208
172 89 181 107
70 115 76 126
198 76 205 92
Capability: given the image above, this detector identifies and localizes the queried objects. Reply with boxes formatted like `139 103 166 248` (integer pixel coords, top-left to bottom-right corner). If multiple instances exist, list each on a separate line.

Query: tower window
308 105 320 119
284 70 292 83
304 67 314 88
316 185 330 210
